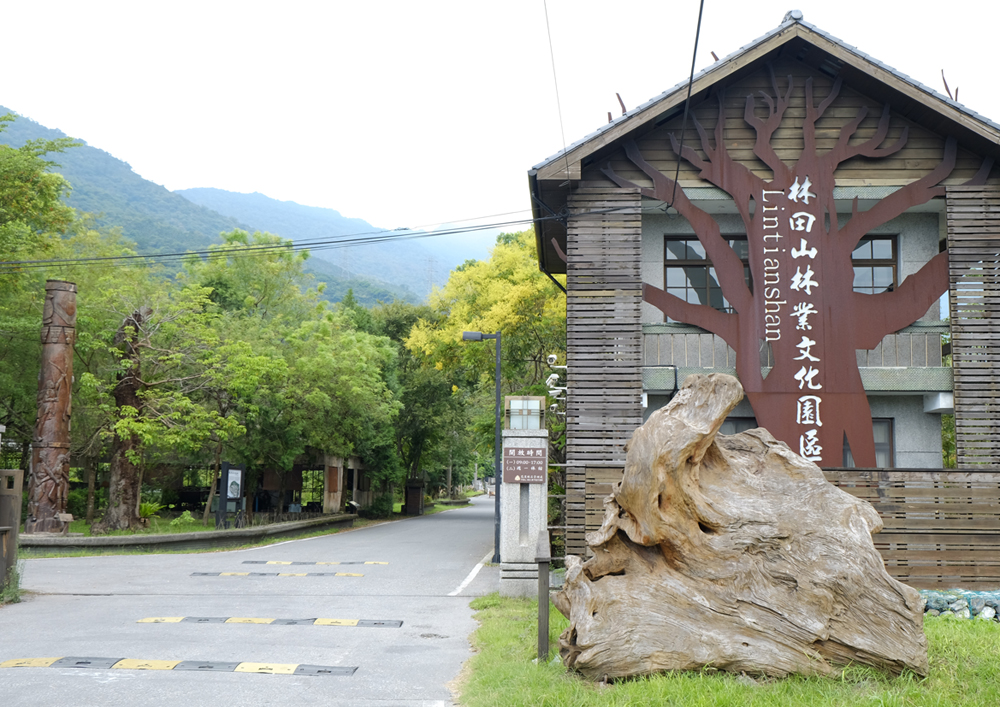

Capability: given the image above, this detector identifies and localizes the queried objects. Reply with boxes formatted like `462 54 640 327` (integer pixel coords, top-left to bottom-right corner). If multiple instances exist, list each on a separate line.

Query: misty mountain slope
176 188 456 296
0 108 415 304
0 107 245 252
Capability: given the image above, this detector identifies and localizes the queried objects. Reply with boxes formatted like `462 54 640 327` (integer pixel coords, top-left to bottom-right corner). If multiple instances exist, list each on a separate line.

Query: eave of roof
529 17 1000 181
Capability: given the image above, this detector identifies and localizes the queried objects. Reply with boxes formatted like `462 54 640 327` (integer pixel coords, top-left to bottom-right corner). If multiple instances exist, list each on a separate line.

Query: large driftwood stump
554 373 927 679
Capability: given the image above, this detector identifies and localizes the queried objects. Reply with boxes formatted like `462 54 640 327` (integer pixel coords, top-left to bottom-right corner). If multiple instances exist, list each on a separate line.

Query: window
843 419 894 468
664 237 751 321
851 237 897 294
300 468 324 507
663 235 898 321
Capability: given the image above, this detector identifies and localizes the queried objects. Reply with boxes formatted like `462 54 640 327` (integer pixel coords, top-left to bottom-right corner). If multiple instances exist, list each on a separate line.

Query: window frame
663 236 751 321
662 234 899 322
842 418 894 468
851 235 898 295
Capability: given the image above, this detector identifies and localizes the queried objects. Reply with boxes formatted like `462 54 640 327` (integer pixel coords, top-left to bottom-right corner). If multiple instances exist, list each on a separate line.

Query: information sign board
502 446 547 484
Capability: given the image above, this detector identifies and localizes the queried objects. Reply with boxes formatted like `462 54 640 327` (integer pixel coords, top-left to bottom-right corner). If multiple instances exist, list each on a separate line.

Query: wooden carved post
25 280 77 534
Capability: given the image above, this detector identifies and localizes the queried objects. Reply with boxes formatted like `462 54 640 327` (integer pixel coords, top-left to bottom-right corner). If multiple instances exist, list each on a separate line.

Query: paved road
0 495 499 706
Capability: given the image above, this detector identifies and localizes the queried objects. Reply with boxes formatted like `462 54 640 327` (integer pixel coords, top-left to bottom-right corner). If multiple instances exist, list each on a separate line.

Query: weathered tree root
554 373 927 679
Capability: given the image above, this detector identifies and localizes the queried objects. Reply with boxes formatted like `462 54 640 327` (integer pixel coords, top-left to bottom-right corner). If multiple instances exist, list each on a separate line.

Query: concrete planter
18 513 357 553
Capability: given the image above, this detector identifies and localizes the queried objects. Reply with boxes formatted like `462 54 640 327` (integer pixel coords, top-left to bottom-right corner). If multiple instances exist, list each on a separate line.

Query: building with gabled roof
529 11 1000 556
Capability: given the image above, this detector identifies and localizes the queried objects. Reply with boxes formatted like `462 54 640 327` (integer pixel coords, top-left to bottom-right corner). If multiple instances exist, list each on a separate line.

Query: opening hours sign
502 445 547 484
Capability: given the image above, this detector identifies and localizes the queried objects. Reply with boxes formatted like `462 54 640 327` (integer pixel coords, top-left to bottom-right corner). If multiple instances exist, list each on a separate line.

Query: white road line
448 551 492 596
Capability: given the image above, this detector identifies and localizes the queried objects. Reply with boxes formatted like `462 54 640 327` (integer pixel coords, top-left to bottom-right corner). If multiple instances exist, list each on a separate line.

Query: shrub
170 510 196 527
139 501 165 519
67 489 88 518
360 493 394 519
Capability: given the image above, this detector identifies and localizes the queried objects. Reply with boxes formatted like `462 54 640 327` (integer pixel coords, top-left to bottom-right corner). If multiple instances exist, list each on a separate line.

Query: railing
642 322 947 369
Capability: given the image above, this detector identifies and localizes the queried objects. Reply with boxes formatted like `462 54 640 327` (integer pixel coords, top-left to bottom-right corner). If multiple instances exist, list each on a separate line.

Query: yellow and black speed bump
138 617 403 627
190 572 363 577
242 561 388 566
1 657 356 676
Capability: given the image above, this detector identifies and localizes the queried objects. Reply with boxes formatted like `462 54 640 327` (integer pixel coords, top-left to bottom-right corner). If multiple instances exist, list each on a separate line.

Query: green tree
83 280 243 532
0 113 77 266
406 229 567 463
407 229 566 392
183 232 400 509
367 301 466 490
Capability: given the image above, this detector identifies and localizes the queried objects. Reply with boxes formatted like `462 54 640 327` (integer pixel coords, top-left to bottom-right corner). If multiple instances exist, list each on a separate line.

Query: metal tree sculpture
604 72 991 467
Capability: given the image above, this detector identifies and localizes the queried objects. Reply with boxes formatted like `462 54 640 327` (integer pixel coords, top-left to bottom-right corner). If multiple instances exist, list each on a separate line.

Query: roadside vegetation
460 594 1000 707
0 111 565 534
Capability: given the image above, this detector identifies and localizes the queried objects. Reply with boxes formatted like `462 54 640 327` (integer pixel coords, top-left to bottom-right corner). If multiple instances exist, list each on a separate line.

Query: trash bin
404 481 425 515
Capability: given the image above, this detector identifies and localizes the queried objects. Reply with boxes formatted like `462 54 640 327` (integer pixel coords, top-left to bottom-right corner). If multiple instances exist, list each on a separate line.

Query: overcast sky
4 1 998 234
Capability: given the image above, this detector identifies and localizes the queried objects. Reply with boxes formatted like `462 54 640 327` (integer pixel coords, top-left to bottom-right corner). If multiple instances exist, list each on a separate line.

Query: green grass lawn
459 594 1000 707
67 516 208 536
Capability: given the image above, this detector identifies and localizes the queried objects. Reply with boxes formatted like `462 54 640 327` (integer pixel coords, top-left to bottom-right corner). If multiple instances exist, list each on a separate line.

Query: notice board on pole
226 466 243 500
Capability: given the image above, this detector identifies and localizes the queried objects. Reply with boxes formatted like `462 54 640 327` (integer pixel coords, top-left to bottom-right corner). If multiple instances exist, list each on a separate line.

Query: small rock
924 594 952 612
955 608 972 620
925 609 940 617
949 599 969 613
980 606 996 620
970 597 987 614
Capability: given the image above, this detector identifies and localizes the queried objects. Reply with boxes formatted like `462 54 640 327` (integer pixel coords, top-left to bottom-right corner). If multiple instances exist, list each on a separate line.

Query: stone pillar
26 281 77 534
499 428 549 597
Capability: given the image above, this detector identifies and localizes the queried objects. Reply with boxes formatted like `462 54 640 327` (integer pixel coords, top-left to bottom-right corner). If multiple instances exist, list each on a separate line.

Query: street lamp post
462 330 501 564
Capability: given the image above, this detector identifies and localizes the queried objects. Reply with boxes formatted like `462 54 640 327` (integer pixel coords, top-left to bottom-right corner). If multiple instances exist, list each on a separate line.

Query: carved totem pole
26 280 77 533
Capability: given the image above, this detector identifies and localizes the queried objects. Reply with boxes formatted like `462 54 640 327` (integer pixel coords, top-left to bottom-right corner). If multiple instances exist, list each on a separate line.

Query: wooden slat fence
825 468 1000 589
946 185 1000 469
564 187 644 556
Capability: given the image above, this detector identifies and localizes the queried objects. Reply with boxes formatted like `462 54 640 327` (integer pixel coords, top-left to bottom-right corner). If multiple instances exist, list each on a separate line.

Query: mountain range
0 107 498 304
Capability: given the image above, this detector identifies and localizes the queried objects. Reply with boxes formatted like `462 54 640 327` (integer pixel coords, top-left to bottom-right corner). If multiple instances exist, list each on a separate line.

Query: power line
0 211 560 273
543 0 572 185
0 201 638 275
668 0 707 209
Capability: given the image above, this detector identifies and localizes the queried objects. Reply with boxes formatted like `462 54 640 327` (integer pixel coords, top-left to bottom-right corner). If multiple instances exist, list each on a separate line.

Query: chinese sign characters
761 176 824 463
502 445 547 484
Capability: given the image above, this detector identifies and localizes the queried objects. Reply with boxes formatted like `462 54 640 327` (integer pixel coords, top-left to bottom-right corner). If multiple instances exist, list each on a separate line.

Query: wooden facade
531 16 1000 582
947 186 1000 469
564 188 643 556
826 469 1000 588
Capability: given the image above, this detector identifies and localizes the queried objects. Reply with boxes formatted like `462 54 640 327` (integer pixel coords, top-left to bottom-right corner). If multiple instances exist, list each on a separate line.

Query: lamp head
462 331 484 341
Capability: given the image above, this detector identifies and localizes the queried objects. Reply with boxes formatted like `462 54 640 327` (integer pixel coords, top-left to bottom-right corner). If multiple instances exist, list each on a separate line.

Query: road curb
17 514 357 553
